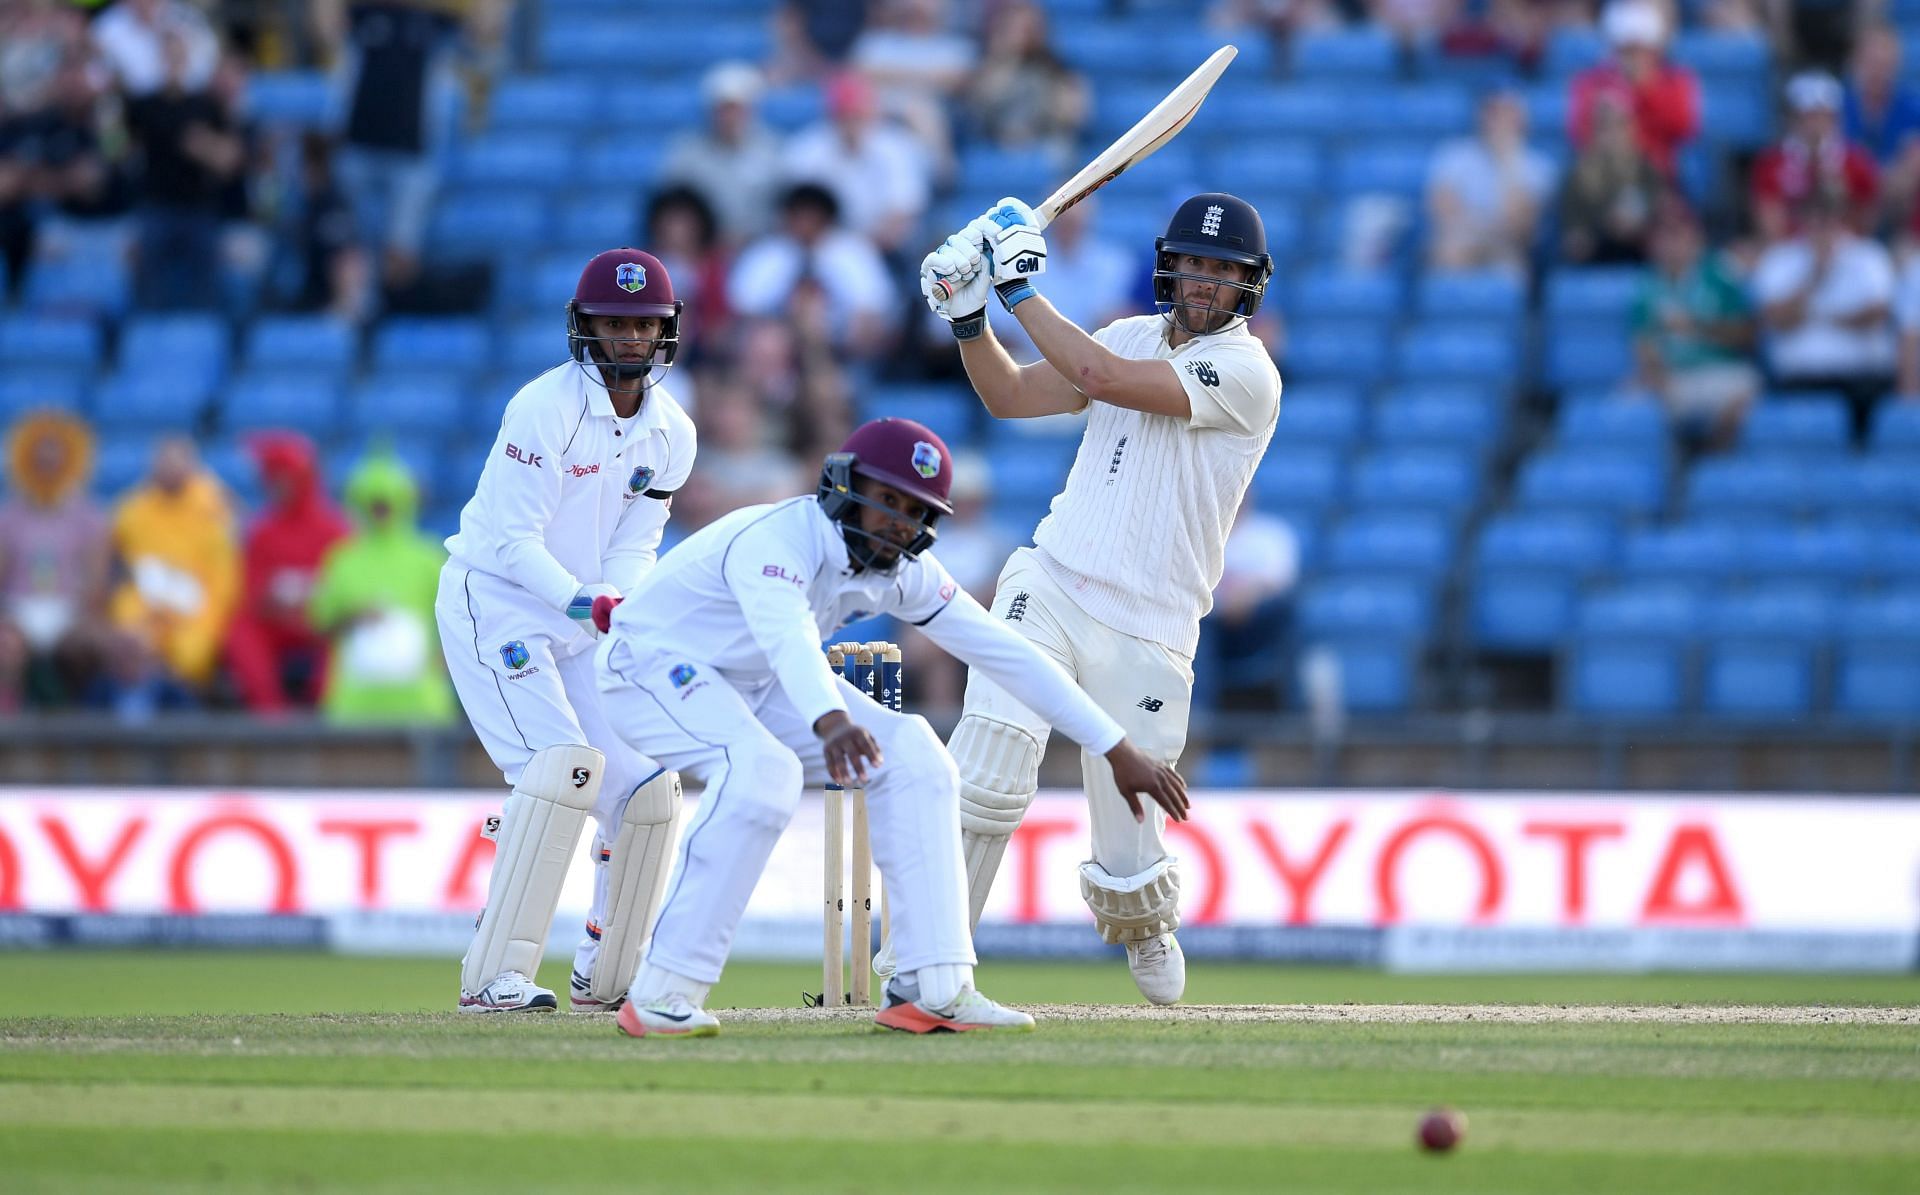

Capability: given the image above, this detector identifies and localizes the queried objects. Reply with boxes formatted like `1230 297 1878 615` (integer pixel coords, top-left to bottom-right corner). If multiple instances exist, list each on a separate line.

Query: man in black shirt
123 31 243 309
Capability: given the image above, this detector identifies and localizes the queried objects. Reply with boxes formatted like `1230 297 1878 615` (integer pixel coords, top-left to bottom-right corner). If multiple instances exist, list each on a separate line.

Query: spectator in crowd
1369 0 1462 51
893 451 1015 710
225 432 350 714
1630 203 1760 451
1195 498 1301 714
1438 0 1551 74
1842 25 1920 230
1558 93 1665 264
1751 71 1878 246
1 0 87 112
769 0 872 82
0 411 111 712
0 47 127 296
660 61 784 247
308 450 455 725
273 132 368 320
1752 194 1897 437
668 367 804 531
108 437 239 699
1569 1 1698 180
1207 0 1342 40
1891 255 1920 400
320 0 463 297
850 0 975 180
984 199 1135 365
123 29 246 310
966 0 1088 163
92 0 220 98
1426 90 1555 277
783 70 931 256
643 184 732 357
729 181 897 362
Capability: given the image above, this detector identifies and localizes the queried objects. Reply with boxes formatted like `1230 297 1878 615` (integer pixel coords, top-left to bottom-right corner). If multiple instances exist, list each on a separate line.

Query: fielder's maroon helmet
566 248 683 391
818 418 953 570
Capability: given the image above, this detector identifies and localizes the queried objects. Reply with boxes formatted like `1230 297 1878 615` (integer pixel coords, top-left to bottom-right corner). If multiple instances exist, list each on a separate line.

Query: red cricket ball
1418 1107 1467 1152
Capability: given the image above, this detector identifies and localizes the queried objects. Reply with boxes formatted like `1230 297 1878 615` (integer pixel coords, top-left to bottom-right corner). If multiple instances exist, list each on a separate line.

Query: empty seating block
1563 637 1686 715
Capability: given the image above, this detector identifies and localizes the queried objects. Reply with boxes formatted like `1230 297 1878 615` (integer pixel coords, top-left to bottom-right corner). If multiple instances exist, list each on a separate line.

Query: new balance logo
1185 360 1220 388
1137 697 1164 712
1005 591 1029 622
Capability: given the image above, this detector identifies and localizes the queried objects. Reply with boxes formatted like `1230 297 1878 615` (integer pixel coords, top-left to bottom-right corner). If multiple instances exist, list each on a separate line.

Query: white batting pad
461 744 604 995
584 769 682 1005
1078 856 1182 945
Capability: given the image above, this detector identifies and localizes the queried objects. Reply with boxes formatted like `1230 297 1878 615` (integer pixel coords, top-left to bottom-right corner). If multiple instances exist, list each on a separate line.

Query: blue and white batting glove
982 196 1047 308
920 237 991 339
567 583 621 636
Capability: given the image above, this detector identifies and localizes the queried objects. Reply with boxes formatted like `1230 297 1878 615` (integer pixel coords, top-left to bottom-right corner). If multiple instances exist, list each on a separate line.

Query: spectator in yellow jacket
108 437 239 690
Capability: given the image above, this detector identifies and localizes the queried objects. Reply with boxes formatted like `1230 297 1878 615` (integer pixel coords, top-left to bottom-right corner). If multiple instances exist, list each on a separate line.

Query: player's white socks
629 961 712 1009
894 962 972 1010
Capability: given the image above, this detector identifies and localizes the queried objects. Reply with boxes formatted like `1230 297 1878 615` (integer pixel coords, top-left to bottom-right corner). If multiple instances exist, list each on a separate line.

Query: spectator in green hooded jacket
309 450 454 724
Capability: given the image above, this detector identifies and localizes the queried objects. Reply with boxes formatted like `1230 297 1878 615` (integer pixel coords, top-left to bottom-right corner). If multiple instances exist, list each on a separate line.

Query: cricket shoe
1126 932 1186 1006
568 970 623 1013
874 983 1035 1034
458 971 558 1013
615 994 719 1038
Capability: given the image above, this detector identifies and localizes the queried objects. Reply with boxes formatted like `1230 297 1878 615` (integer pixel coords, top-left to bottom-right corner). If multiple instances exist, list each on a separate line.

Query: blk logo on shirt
504 443 543 467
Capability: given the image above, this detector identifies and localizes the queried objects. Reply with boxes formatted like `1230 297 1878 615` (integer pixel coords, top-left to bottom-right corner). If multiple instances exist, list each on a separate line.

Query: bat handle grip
932 277 954 302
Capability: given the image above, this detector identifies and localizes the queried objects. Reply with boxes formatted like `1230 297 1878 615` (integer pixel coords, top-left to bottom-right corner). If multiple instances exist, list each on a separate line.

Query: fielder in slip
434 248 696 1014
590 418 1187 1037
915 192 1282 1004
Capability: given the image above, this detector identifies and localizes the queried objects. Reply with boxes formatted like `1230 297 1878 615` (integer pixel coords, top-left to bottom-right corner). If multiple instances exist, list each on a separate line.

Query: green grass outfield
3 953 1917 1194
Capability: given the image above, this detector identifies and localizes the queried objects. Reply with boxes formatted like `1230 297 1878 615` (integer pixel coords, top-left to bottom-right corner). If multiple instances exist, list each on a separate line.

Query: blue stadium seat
860 386 976 448
1700 642 1814 718
453 133 579 187
1373 392 1501 454
500 252 592 318
577 138 667 188
538 17 652 67
1871 401 1920 453
1698 76 1776 149
1739 522 1873 584
1740 398 1850 455
1562 635 1687 715
1475 511 1619 575
1519 83 1570 133
1872 530 1920 583
22 252 131 317
1251 446 1345 511
761 85 825 133
1843 589 1920 643
1219 140 1322 196
198 437 262 510
1302 637 1418 712
1670 31 1771 75
98 368 218 431
1298 575 1434 637
1285 267 1403 320
121 315 230 383
429 191 551 254
1517 450 1666 517
243 70 335 127
1348 86 1476 137
1577 583 1704 639
1290 29 1398 77
1323 510 1455 578
1684 457 1809 518
499 319 570 376
373 318 491 369
1284 321 1391 383
92 435 159 496
1470 572 1581 651
1089 82 1180 138
1834 645 1920 718
1545 267 1647 318
0 315 101 365
1620 523 1743 582
1824 458 1920 522
1711 586 1837 644
1334 143 1433 197
957 147 1059 199
1393 323 1519 382
1543 28 1607 76
244 316 356 371
1257 85 1345 137
1415 271 1525 319
553 190 640 252
487 76 596 131
327 436 447 507
1348 447 1480 512
346 373 464 435
1278 395 1366 450
1542 326 1633 390
1556 399 1667 450
0 369 89 417
219 372 344 437
990 442 1078 509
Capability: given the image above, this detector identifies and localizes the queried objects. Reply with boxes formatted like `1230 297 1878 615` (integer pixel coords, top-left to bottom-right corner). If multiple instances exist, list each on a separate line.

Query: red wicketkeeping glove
591 594 623 634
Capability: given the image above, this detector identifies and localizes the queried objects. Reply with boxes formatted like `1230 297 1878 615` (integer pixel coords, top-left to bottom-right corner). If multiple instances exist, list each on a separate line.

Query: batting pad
949 715 1041 931
1078 856 1182 945
584 769 682 1005
461 744 604 995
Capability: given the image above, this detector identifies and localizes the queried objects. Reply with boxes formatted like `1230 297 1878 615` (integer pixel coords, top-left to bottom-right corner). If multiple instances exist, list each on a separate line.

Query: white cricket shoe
568 970 623 1013
1127 933 1186 1006
458 971 558 1013
875 983 1035 1034
615 994 720 1038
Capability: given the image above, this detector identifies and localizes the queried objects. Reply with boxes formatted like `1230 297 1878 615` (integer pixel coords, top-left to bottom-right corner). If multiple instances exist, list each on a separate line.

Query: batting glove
920 236 991 339
982 196 1047 304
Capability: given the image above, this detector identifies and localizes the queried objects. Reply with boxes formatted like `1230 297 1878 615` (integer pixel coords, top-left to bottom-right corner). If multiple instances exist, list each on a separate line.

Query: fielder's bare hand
1104 739 1190 823
814 710 883 786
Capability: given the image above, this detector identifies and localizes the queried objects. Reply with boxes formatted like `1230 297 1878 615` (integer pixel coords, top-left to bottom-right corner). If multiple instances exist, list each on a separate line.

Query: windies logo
911 441 941 479
1201 204 1225 236
499 641 531 670
615 262 646 292
629 464 655 494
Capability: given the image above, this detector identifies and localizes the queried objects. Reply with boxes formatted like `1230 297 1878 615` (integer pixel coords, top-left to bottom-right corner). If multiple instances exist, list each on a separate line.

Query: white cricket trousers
596 633 974 985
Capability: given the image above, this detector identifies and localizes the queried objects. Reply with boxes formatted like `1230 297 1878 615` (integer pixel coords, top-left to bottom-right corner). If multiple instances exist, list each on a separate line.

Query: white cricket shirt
604 495 1125 750
445 362 697 612
1030 313 1281 657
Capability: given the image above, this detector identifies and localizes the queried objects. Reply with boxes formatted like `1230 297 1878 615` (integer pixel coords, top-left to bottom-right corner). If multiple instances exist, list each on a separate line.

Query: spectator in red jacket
1569 1 1699 180
224 432 349 712
1752 71 1879 246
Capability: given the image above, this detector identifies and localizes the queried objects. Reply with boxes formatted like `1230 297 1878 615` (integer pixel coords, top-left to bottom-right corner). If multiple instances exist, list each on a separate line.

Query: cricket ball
1417 1107 1466 1152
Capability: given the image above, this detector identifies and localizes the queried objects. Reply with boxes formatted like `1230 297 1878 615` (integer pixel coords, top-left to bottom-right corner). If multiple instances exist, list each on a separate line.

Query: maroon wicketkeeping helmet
818 418 954 571
566 247 683 393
